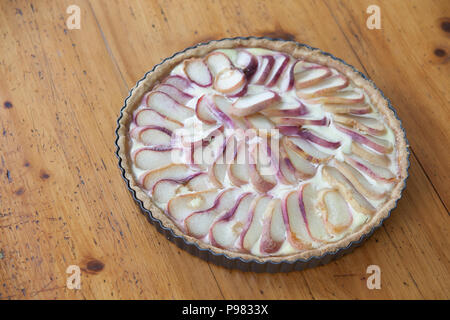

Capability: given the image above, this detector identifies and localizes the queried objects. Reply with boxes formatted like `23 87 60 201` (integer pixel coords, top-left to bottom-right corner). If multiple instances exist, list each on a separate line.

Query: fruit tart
116 37 408 272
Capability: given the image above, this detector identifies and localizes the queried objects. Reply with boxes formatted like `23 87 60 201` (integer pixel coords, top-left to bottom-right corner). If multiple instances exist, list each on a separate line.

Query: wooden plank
89 0 449 299
0 0 223 299
324 0 450 210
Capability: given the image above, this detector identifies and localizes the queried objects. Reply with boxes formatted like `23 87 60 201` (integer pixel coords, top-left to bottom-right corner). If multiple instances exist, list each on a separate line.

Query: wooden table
0 0 448 300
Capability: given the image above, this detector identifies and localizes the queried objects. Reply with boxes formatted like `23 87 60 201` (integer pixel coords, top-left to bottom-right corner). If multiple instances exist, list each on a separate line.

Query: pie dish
116 37 409 272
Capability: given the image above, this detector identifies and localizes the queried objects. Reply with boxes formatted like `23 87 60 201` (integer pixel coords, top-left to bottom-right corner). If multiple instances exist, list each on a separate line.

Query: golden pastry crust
116 37 409 263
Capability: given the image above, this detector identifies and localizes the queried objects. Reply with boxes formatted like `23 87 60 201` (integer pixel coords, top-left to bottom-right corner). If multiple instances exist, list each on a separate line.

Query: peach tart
116 38 408 271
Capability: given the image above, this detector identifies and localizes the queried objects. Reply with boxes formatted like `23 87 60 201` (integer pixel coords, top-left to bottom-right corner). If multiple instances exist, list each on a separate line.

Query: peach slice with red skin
146 91 194 123
134 108 183 131
230 91 281 117
294 60 332 89
244 114 275 130
211 95 247 129
251 55 275 85
334 160 386 200
335 123 393 154
139 163 192 191
240 195 273 252
227 141 250 187
351 142 391 167
235 50 258 79
184 58 213 87
132 146 175 171
333 114 386 136
277 127 341 149
259 199 286 254
344 155 396 183
296 74 349 99
281 190 314 250
205 51 232 76
261 100 308 117
299 183 331 242
130 125 172 146
277 143 301 184
305 90 365 105
152 172 211 204
322 166 375 215
209 192 255 249
213 68 246 94
282 136 332 164
167 188 219 222
162 75 192 91
316 188 353 234
272 116 328 126
207 135 237 188
324 103 372 115
185 188 242 239
153 83 193 105
277 60 295 91
248 142 277 193
281 137 317 179
195 94 218 125
265 54 290 87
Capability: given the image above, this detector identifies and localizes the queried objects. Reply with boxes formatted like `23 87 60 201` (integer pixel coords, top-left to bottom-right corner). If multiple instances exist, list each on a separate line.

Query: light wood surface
0 0 448 300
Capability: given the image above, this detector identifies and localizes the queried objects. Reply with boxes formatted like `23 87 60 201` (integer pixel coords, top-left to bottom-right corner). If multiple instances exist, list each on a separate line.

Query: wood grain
0 0 448 300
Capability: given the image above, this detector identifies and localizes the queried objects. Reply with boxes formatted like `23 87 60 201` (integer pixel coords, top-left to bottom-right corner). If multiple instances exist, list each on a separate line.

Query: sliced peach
227 141 250 186
305 90 365 105
299 183 330 242
294 61 332 89
184 58 212 87
322 166 375 215
130 125 172 146
213 68 246 94
153 83 193 105
248 142 277 193
140 163 192 191
167 188 219 221
334 160 386 200
265 54 289 87
272 116 328 126
146 91 194 122
251 55 275 85
335 123 393 154
244 114 275 130
210 193 255 249
333 114 386 136
260 199 286 254
277 60 295 91
281 190 313 250
235 50 258 79
323 103 372 115
132 146 174 170
134 108 183 131
240 195 273 252
351 141 391 167
296 74 349 99
344 155 396 183
185 188 241 238
230 91 280 117
316 188 353 234
281 137 316 179
205 51 232 76
261 100 308 117
152 172 209 204
283 136 332 164
162 75 192 91
195 94 218 125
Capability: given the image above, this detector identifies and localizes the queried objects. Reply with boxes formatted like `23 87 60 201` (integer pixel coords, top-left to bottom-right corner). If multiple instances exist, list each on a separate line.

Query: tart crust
116 37 409 265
